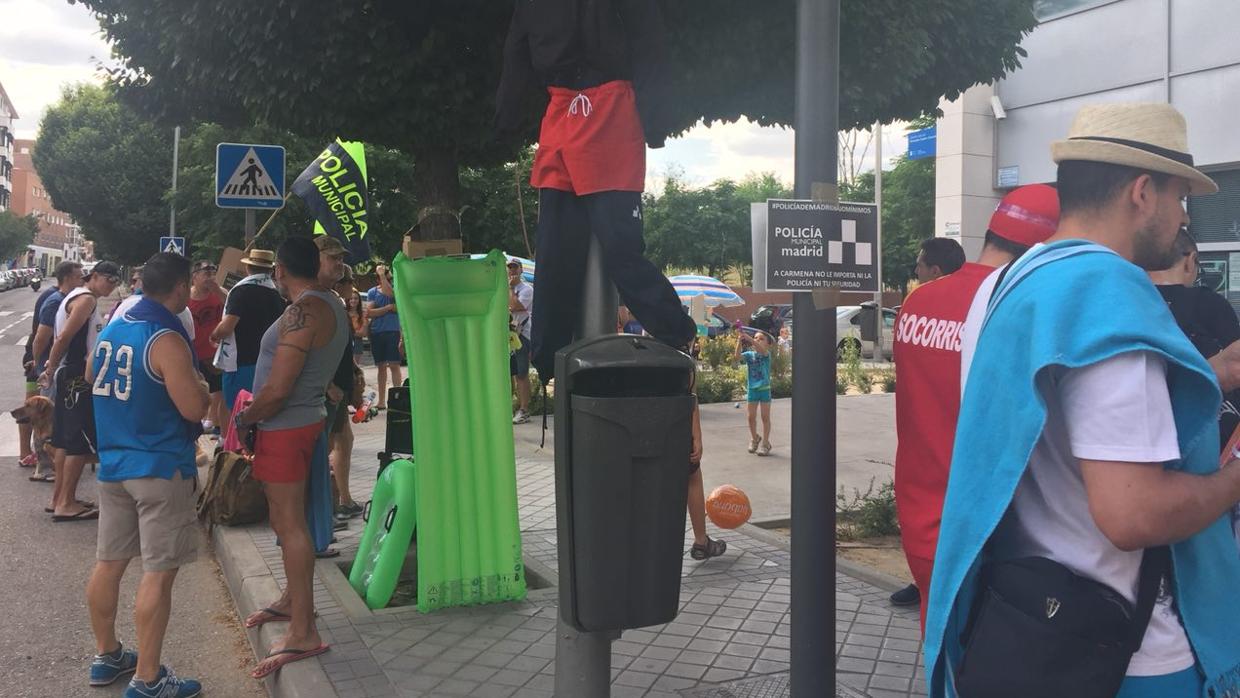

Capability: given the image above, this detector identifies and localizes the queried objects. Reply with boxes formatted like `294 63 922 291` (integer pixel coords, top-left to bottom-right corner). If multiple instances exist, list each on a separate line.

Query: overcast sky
2 0 911 189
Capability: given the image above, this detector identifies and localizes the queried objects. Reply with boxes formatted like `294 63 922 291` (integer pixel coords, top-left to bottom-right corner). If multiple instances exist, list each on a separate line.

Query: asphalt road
0 283 265 697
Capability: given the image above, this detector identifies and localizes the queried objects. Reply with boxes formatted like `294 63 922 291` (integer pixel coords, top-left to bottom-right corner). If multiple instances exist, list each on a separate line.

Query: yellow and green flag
291 139 373 267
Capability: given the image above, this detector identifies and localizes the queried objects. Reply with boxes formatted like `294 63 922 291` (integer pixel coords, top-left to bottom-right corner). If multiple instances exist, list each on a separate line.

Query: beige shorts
97 471 199 572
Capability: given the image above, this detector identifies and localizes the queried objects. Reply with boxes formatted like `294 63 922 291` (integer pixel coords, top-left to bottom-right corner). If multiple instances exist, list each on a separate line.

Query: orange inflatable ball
706 484 752 529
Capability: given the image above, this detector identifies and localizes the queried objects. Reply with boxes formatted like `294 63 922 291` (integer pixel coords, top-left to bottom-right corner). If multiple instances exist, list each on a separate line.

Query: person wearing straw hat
210 249 285 412
926 103 1240 698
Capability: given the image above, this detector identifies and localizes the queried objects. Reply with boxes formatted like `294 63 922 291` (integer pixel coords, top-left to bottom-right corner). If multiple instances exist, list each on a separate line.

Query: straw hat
240 249 276 268
1051 103 1217 195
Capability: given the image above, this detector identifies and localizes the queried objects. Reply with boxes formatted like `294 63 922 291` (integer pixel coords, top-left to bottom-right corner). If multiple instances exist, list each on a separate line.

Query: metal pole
874 121 883 342
169 126 180 237
791 0 838 695
555 233 616 697
245 209 256 245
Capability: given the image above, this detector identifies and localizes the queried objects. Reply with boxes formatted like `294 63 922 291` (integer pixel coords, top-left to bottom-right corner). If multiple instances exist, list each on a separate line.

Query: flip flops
250 644 330 680
18 454 37 468
243 607 291 629
45 500 95 513
28 473 54 483
52 508 99 522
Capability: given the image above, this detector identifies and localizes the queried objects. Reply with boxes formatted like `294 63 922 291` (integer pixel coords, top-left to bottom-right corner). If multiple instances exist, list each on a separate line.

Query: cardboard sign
403 237 463 260
215 247 249 290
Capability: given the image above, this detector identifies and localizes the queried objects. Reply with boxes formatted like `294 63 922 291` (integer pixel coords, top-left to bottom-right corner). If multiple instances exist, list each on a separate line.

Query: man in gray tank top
234 237 348 678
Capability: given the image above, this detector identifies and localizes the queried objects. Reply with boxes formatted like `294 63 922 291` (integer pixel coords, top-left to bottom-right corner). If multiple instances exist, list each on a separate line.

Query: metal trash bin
555 335 695 632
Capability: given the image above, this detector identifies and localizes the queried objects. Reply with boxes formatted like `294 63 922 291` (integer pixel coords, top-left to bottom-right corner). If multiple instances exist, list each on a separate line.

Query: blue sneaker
124 666 201 698
89 644 138 686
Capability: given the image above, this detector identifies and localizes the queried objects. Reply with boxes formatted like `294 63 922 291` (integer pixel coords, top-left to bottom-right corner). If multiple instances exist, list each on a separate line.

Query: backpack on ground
197 448 267 527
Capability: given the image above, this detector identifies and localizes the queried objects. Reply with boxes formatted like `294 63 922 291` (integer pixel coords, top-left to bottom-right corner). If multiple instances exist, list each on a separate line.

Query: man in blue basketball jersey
84 252 209 698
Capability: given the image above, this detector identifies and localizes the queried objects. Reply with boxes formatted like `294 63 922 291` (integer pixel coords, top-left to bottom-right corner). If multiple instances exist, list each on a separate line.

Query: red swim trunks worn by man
892 184 1060 628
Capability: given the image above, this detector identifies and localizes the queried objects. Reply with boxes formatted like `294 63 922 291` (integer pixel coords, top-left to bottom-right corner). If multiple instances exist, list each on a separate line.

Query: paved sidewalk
514 394 898 522
217 387 923 697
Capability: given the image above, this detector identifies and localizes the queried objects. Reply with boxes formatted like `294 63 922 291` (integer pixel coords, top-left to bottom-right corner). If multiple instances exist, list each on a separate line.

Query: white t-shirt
961 279 1197 677
511 281 533 340
110 294 196 341
54 287 106 362
958 265 1002 397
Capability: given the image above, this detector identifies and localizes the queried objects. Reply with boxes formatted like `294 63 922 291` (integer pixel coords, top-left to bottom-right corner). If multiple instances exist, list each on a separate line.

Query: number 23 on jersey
93 340 134 401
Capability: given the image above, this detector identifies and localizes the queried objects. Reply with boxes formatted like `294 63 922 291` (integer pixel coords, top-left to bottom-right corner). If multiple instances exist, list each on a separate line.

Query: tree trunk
410 145 462 241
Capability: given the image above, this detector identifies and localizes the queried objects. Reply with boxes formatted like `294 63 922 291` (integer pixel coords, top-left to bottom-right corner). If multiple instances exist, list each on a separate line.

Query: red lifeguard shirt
892 262 993 561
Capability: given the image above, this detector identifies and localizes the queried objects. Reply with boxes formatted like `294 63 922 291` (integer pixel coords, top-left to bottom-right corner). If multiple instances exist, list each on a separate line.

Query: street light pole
791 0 839 695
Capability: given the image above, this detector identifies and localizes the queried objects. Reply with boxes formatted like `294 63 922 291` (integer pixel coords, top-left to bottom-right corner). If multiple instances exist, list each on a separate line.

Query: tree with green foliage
459 147 539 259
0 211 40 261
32 86 423 264
643 171 790 276
840 154 936 294
33 84 171 264
78 0 1037 240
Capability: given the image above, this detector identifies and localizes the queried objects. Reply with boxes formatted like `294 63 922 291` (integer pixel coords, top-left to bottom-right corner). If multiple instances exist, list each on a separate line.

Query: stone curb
211 524 338 698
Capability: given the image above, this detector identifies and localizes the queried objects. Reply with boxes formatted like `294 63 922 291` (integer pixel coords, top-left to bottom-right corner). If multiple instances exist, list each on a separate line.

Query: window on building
1034 0 1112 19
1190 168 1240 316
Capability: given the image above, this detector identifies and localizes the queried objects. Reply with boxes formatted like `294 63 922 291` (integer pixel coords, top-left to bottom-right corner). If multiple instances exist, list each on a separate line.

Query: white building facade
936 0 1240 304
0 81 16 211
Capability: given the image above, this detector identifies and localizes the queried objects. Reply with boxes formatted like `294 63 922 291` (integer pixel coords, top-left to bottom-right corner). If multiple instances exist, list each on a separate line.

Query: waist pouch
956 549 1168 698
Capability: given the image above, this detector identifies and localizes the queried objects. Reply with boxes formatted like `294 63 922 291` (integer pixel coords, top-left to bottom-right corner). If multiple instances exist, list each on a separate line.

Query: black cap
86 261 122 280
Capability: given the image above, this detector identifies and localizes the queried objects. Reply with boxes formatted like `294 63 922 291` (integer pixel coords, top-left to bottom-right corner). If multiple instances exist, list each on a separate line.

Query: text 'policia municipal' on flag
291 139 373 266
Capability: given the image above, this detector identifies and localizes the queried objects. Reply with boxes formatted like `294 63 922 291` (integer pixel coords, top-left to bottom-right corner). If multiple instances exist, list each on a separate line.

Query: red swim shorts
530 80 646 195
251 421 322 483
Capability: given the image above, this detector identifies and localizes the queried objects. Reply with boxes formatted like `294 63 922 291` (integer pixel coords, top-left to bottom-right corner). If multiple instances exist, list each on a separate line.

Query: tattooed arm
238 297 322 425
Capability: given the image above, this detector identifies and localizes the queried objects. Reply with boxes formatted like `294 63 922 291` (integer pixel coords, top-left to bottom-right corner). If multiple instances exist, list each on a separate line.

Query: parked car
702 313 763 339
836 304 896 360
750 304 792 336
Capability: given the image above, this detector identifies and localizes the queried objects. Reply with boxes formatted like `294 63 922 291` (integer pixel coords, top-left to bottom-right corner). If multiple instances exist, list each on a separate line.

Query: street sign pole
170 126 180 237
554 234 616 697
791 0 839 695
245 210 256 245
874 120 884 340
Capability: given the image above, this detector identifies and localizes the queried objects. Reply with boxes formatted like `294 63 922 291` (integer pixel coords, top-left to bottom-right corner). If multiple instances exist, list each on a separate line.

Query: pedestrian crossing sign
159 236 186 256
215 142 286 209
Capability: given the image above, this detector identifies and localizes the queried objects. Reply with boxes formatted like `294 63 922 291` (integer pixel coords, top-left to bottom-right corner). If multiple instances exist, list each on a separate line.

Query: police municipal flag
291 139 372 264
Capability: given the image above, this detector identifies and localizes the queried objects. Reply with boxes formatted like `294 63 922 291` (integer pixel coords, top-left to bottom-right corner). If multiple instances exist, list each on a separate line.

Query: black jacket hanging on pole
495 0 674 148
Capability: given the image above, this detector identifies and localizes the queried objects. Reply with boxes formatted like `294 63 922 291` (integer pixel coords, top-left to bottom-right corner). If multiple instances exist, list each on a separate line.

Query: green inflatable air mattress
391 250 526 612
349 458 417 609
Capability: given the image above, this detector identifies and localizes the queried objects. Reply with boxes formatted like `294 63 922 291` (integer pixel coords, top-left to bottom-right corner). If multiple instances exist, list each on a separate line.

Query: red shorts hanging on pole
530 80 647 195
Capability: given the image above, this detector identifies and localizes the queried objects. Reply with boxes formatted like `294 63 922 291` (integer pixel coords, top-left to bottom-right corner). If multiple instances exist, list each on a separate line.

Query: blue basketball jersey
92 312 197 482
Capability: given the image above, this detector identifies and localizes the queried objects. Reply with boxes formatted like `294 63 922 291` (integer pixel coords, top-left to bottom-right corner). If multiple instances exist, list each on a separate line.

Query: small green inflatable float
348 458 417 609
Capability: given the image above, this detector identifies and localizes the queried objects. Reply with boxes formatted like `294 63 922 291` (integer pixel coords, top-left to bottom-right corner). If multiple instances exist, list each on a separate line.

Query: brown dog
12 396 54 480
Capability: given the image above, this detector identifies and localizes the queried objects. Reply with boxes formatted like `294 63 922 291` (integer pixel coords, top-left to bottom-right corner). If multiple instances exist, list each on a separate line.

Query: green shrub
840 334 875 393
878 369 896 393
699 334 735 371
836 373 848 395
769 343 790 380
837 479 899 540
771 374 792 399
696 366 745 404
523 372 554 416
853 368 874 394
